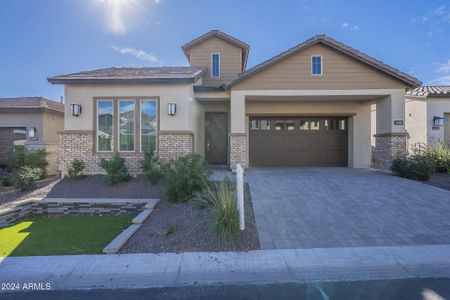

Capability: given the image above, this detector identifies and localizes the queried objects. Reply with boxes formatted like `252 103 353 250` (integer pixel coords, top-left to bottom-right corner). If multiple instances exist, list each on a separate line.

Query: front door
205 112 228 165
444 113 450 145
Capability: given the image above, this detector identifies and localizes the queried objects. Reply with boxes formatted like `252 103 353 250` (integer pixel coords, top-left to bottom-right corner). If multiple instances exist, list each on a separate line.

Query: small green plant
141 147 163 184
1 175 14 187
67 159 86 181
5 145 47 178
99 156 132 184
427 142 450 172
391 154 436 181
164 154 210 203
13 166 43 191
165 224 179 237
211 179 239 238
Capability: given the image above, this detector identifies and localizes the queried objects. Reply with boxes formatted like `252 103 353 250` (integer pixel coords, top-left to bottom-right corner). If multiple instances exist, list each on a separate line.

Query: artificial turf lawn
0 215 132 257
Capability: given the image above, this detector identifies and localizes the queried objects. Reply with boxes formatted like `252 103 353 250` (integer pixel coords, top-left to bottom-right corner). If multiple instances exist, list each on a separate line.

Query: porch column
230 91 247 169
374 91 408 170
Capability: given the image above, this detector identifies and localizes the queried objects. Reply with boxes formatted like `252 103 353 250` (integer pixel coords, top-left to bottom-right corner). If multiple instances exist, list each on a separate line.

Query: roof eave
48 76 202 85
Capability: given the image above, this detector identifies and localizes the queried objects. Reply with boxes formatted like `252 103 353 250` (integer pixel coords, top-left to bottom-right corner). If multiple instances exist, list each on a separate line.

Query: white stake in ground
236 164 245 230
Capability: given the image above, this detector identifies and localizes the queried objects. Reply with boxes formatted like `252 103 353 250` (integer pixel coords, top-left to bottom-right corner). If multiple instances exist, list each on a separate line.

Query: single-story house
0 97 64 174
48 30 421 174
405 86 450 149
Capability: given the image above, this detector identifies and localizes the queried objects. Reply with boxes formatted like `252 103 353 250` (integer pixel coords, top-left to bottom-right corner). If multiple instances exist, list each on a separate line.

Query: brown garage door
0 127 27 157
249 117 348 167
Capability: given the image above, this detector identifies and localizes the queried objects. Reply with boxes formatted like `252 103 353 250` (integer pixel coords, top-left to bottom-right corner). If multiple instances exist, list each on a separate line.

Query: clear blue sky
1 0 449 100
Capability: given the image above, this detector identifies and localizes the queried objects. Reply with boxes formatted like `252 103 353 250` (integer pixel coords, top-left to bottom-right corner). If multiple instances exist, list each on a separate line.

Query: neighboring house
405 86 450 149
0 97 64 174
48 30 421 174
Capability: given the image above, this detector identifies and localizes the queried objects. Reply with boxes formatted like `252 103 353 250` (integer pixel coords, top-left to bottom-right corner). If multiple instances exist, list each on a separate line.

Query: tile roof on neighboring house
0 97 64 113
48 67 207 84
181 30 250 70
226 34 422 88
406 86 450 98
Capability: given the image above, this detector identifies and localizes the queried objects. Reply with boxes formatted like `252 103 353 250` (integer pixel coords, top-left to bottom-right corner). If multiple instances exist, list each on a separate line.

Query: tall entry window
119 100 135 152
96 98 158 153
97 100 114 152
211 53 220 78
140 99 158 152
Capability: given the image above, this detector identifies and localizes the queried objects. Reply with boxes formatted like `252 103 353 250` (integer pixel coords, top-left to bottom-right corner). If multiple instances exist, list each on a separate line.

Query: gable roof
406 86 450 98
0 97 64 113
181 30 250 70
48 67 206 84
226 34 421 88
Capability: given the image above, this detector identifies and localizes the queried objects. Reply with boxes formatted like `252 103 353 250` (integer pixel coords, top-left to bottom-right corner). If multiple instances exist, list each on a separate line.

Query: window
96 98 158 153
311 55 322 75
274 120 285 130
250 119 270 130
119 100 135 152
211 53 220 78
299 120 309 130
310 120 320 130
97 100 114 152
286 120 295 130
140 99 158 152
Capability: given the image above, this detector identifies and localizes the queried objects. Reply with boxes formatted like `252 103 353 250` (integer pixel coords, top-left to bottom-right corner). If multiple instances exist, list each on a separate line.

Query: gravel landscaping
46 175 165 199
120 183 260 253
0 175 60 206
424 172 450 192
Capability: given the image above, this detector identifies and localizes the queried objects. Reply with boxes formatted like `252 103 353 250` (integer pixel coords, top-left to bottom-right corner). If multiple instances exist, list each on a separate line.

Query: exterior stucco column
374 91 408 170
230 92 247 169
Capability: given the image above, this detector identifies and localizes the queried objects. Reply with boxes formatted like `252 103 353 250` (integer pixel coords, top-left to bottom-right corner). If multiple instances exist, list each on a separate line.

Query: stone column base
229 133 247 170
158 131 194 163
374 132 408 170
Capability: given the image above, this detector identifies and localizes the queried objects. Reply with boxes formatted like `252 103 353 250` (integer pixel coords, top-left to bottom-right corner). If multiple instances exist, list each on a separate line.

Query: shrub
2 175 14 187
99 156 132 184
13 166 43 191
427 142 450 172
192 180 216 209
141 147 163 184
164 154 210 203
391 154 436 181
67 159 86 181
5 145 47 178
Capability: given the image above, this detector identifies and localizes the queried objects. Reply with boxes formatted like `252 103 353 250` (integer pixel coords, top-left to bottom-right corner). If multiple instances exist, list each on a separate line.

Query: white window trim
96 99 114 153
311 55 323 76
139 99 158 153
211 53 221 78
118 99 136 153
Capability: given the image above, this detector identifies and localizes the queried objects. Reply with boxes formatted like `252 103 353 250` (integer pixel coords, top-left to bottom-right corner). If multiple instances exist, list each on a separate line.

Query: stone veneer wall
59 131 193 175
0 199 146 228
374 133 408 170
229 133 248 170
158 132 194 163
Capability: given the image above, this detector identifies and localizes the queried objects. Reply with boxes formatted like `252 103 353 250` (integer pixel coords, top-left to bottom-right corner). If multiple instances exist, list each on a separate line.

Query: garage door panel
249 117 348 167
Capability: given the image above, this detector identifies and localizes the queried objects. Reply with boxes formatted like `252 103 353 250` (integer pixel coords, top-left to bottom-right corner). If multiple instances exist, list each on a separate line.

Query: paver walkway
246 168 450 250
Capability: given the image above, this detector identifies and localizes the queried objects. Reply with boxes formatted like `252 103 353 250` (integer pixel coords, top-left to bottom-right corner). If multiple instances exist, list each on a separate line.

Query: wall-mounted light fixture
28 127 37 140
433 116 444 126
168 102 177 116
70 104 82 117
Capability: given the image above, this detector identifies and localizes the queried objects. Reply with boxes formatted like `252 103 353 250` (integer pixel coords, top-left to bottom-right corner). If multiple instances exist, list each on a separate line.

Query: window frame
311 55 323 76
211 53 221 78
118 99 136 153
96 99 115 153
139 99 159 153
94 97 160 154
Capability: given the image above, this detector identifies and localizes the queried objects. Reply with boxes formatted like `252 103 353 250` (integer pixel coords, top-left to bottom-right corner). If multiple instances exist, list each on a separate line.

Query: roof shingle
0 97 64 113
406 86 450 98
48 67 206 84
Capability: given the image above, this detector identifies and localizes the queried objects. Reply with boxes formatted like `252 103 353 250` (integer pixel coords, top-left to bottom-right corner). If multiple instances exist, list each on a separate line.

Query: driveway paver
246 168 450 250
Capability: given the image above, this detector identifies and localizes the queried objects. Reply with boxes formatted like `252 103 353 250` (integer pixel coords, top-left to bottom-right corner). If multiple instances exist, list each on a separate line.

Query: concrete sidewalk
1 244 450 291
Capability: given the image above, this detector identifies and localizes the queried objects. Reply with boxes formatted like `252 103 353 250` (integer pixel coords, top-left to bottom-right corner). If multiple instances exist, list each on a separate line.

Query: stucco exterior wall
405 98 427 148
426 98 450 144
64 83 195 132
0 111 44 142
